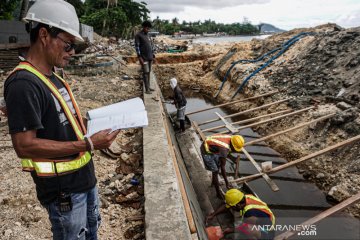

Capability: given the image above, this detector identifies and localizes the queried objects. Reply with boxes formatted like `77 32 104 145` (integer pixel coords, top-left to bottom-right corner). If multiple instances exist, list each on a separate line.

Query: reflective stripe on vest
239 195 276 227
12 62 91 176
21 152 92 176
204 135 231 153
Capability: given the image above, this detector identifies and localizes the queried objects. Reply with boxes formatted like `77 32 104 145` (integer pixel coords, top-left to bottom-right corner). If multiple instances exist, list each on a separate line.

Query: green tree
0 0 21 20
82 0 149 38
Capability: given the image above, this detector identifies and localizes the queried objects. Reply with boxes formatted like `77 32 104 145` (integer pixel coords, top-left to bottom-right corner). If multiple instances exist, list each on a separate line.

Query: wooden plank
245 113 335 146
202 109 291 133
234 156 240 179
160 96 197 233
186 90 279 115
275 192 360 240
243 148 279 191
197 98 291 126
215 112 238 133
219 106 314 134
192 121 206 141
236 107 314 131
231 134 360 184
213 113 279 191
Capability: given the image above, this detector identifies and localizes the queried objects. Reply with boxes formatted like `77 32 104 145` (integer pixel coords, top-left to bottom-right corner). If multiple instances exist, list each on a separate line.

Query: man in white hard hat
3 1 119 239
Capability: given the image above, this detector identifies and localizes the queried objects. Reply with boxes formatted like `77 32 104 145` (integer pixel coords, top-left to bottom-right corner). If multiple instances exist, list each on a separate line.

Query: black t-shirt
4 69 96 205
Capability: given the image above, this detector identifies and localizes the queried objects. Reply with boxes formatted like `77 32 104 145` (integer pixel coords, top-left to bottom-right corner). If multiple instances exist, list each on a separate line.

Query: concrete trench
142 71 360 239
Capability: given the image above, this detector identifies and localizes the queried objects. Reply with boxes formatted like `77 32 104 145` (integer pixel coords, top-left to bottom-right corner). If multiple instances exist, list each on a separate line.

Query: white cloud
337 11 360 28
141 0 270 13
137 0 360 30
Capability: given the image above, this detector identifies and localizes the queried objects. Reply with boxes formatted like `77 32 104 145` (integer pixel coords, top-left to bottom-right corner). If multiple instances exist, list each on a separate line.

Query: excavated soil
154 24 360 217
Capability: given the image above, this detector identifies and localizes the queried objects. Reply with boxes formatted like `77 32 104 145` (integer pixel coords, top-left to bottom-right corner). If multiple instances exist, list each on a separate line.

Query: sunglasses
56 35 76 52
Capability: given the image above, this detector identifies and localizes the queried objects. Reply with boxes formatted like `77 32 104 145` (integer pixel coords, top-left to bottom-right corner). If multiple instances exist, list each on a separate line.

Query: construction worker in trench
206 189 275 240
169 78 187 132
3 0 120 239
201 134 245 198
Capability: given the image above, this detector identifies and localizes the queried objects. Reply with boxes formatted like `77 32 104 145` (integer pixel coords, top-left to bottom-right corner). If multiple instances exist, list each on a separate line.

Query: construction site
1 18 360 240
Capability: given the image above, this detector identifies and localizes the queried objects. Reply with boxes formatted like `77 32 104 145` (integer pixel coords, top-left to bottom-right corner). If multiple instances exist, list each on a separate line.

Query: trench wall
142 71 192 239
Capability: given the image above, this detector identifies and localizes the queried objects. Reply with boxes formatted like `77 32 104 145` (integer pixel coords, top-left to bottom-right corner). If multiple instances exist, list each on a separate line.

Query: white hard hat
170 78 177 90
23 0 84 42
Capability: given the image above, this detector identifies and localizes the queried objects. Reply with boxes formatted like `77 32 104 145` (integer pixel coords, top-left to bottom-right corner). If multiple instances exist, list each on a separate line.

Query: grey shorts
177 106 186 120
202 153 220 172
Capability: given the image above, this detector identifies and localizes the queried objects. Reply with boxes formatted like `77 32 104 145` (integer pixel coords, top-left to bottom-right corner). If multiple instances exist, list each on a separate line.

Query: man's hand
138 56 144 65
90 129 120 150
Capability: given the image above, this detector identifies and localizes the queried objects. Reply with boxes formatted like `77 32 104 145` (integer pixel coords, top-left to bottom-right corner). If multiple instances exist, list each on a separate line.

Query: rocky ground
0 63 146 239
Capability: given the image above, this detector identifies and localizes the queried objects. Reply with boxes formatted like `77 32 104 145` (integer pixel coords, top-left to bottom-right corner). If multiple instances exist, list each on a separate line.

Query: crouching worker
170 78 187 132
206 189 275 240
201 134 244 198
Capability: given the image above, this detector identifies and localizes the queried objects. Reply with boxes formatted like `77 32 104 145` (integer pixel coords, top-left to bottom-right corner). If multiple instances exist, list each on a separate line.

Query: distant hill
258 23 286 33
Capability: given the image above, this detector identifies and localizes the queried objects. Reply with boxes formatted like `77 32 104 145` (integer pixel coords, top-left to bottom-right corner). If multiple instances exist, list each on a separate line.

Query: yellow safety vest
204 134 232 154
11 62 91 177
239 194 276 227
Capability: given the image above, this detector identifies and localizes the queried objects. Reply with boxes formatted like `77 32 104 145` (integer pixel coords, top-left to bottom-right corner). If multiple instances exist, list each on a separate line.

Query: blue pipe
214 32 315 99
214 47 281 98
230 32 314 99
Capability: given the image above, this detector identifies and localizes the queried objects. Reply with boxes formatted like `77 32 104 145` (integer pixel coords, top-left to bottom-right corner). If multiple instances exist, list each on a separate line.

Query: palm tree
172 17 179 26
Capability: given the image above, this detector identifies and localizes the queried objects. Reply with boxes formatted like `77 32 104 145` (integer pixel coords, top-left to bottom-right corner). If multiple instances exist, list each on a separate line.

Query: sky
134 0 360 30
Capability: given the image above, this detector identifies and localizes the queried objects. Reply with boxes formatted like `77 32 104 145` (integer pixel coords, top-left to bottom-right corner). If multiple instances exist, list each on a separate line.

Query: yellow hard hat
231 135 245 152
225 189 244 207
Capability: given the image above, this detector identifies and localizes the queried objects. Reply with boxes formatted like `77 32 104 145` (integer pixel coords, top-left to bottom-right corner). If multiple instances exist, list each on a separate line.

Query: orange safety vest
239 194 275 227
10 62 91 177
204 134 232 154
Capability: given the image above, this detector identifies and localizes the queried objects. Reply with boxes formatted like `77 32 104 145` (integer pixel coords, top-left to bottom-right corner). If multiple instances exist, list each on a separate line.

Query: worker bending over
201 134 244 198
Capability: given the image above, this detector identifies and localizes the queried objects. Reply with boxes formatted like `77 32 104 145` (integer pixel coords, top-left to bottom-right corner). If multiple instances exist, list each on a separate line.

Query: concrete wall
143 72 192 239
80 23 93 43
